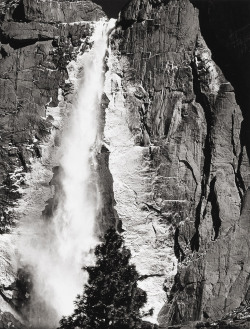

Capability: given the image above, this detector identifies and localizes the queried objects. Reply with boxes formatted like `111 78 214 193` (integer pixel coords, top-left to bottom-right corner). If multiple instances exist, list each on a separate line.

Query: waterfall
17 18 116 328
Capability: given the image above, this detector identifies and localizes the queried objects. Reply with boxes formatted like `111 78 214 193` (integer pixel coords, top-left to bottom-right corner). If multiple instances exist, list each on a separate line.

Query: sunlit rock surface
115 0 250 327
104 51 177 323
23 0 104 23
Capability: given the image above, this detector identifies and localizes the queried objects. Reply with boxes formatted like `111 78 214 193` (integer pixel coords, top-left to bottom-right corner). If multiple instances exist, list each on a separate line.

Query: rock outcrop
104 49 177 322
112 0 250 327
23 0 104 23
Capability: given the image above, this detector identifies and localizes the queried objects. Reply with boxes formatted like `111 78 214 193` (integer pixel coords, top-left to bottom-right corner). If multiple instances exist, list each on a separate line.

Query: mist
17 19 116 328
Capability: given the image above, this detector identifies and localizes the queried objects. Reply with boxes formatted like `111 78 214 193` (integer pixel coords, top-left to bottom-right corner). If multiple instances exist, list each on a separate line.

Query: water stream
18 18 116 328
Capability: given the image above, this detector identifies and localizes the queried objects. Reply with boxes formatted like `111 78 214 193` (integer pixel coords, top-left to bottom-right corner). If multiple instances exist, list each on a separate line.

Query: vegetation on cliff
59 228 147 329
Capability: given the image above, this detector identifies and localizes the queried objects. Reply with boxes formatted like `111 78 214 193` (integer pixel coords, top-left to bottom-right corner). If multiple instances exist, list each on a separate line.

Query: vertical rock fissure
231 112 237 157
190 59 213 251
174 227 185 261
208 176 221 240
138 104 151 146
234 146 246 206
231 112 245 204
179 158 198 209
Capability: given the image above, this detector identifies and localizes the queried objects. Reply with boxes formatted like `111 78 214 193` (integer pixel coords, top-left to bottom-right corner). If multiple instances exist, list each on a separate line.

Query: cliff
0 0 249 328
113 0 250 327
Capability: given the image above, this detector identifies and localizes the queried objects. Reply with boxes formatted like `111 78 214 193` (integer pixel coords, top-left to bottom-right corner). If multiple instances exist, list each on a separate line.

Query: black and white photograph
0 0 249 328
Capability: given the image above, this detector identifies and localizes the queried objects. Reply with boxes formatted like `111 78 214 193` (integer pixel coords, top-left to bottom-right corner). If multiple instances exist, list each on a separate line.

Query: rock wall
112 0 250 327
0 0 250 328
104 50 177 322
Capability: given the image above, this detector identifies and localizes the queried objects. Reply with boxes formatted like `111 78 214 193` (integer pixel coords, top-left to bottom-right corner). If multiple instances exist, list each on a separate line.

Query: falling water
18 18 116 328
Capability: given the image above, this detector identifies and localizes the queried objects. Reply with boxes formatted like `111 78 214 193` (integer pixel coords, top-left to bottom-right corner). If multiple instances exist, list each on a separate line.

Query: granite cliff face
111 0 250 327
0 0 250 328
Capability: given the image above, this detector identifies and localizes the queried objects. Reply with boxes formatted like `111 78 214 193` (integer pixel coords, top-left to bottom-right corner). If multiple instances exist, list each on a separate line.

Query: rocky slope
111 0 250 327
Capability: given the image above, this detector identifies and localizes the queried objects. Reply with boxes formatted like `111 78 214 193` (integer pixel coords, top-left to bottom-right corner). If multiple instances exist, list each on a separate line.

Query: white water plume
17 18 116 328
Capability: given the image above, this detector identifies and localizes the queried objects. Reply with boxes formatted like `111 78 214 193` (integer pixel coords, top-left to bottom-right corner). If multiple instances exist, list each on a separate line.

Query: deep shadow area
191 0 250 159
93 0 130 18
